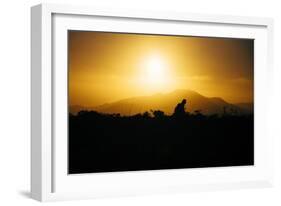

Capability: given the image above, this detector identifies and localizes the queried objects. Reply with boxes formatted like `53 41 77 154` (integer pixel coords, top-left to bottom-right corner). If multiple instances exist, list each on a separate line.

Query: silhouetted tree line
69 99 254 174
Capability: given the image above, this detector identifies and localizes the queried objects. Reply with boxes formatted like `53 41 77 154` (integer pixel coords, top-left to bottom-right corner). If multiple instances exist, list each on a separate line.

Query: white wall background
0 0 280 205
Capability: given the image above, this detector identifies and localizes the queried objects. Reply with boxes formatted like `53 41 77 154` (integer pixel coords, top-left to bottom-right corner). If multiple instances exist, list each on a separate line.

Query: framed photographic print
31 3 274 201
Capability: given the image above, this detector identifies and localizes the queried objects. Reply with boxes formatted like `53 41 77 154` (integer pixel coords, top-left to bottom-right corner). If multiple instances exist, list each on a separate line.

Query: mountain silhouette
70 89 253 116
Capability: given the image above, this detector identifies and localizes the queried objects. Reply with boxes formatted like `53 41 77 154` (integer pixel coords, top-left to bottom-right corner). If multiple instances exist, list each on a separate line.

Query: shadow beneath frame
18 190 31 198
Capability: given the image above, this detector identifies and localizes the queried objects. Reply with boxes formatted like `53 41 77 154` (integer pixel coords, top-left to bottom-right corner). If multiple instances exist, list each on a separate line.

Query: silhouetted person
173 99 187 118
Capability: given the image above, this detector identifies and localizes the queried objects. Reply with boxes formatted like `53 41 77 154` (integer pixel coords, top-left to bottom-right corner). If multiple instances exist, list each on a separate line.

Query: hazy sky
68 31 254 107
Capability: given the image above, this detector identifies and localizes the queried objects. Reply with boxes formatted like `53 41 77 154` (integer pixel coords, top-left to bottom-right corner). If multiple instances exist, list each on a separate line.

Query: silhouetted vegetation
69 100 254 174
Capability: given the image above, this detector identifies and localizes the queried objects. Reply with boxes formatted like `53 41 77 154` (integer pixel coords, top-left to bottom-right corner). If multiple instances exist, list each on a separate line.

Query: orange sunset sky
68 31 254 107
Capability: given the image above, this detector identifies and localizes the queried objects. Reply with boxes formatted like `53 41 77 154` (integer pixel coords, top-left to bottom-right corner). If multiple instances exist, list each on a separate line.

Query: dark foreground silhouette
69 100 254 174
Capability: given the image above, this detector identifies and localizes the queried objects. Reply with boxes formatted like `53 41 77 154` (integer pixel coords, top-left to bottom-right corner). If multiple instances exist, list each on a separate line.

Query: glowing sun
145 56 167 85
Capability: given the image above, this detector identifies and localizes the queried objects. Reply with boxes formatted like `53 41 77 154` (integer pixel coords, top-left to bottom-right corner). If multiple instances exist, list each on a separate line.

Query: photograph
68 31 254 174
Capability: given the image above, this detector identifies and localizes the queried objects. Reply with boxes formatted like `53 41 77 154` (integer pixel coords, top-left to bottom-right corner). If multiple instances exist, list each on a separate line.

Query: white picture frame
31 3 274 202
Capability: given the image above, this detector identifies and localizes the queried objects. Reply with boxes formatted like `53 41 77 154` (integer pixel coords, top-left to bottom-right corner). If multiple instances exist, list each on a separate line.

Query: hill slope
70 89 252 116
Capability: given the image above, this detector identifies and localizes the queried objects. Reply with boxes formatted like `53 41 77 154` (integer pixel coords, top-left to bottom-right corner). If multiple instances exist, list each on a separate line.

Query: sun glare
146 56 167 85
